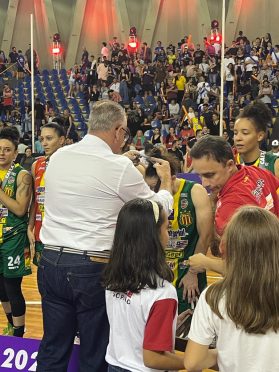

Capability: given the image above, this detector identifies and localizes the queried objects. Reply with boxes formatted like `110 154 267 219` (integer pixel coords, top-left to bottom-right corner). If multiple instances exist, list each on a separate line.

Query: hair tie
150 200 159 223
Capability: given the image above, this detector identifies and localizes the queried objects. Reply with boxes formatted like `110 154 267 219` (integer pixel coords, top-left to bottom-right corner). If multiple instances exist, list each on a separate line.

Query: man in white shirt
36 100 173 372
245 49 259 79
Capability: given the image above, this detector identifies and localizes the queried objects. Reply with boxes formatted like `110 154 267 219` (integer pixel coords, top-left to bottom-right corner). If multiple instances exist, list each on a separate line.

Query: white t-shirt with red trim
105 279 178 372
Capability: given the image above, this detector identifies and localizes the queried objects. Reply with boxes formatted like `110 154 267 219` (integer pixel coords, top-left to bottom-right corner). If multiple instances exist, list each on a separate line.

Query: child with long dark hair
103 198 184 371
185 206 279 371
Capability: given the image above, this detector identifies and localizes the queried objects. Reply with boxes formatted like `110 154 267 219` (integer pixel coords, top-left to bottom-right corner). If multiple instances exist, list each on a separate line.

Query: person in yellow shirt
173 71 186 103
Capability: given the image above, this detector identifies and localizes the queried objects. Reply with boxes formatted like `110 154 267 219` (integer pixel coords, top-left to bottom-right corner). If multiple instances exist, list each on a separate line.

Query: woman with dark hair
185 206 279 372
164 126 178 150
150 127 163 145
0 127 32 337
234 100 279 177
104 198 185 371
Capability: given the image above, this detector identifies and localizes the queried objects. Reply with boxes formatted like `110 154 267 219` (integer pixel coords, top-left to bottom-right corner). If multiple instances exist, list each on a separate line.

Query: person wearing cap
270 139 279 156
36 100 174 372
234 101 279 178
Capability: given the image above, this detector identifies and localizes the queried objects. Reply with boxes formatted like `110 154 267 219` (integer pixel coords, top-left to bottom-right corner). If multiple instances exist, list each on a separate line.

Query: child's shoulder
145 280 178 302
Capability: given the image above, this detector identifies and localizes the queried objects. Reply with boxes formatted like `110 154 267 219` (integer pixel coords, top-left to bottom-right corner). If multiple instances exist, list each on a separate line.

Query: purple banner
0 335 79 371
177 172 201 184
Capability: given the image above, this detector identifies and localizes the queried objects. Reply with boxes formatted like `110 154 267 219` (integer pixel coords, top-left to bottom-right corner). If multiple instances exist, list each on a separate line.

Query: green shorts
33 241 44 266
0 231 32 278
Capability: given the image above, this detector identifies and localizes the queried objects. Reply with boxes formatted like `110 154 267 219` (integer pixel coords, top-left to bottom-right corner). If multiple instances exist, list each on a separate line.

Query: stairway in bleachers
13 69 89 131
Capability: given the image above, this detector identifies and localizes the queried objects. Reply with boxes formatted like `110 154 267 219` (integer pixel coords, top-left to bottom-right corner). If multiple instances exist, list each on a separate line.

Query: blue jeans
36 249 109 372
108 364 131 372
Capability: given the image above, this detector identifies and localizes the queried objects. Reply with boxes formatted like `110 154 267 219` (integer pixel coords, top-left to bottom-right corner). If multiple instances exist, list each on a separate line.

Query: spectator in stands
133 129 145 150
150 127 163 146
97 58 109 84
169 99 180 119
270 139 279 156
88 84 100 110
165 127 178 150
9 46 18 78
140 42 152 64
101 42 109 60
2 84 13 121
20 146 35 172
16 50 26 79
34 98 45 135
61 109 76 139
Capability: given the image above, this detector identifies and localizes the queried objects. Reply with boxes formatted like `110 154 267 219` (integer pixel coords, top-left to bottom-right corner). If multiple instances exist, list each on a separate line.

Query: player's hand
27 226 35 259
179 271 200 304
189 253 207 272
176 309 193 329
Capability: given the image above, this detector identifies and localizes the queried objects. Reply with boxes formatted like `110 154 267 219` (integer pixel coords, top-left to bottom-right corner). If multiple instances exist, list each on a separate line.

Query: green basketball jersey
165 179 207 312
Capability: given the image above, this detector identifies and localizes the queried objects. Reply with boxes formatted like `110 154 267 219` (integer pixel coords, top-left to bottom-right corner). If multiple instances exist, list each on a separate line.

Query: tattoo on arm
18 173 32 198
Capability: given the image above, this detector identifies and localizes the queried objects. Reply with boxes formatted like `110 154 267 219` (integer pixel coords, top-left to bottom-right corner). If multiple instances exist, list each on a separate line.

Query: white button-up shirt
40 134 173 253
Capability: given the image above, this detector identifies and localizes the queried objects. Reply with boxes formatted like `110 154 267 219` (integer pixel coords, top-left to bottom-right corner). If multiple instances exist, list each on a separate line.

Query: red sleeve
143 298 177 352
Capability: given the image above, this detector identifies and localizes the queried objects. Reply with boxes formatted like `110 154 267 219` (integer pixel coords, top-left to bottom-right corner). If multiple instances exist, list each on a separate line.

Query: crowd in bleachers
0 30 279 170
66 31 279 167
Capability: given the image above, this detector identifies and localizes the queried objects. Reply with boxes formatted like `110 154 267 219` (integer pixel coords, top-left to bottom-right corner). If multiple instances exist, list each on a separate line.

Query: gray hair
89 100 126 132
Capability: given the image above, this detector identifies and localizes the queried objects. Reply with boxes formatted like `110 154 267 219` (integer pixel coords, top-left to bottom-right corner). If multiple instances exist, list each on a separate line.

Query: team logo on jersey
166 260 176 271
4 187 13 197
179 212 192 226
8 176 15 183
242 176 249 183
180 198 188 209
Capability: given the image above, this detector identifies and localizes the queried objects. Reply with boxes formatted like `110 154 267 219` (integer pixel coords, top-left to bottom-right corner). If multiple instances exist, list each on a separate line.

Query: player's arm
0 170 32 217
27 162 36 251
191 184 214 255
179 184 214 301
189 253 224 275
28 161 36 229
274 158 279 179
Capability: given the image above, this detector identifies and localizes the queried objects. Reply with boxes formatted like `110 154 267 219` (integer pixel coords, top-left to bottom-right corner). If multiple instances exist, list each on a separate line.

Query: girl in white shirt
184 206 279 372
104 199 184 372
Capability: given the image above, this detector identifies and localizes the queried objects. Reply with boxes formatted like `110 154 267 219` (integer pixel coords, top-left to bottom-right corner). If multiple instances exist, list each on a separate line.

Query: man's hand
152 157 171 180
189 253 208 272
179 270 200 304
122 150 140 160
27 226 35 259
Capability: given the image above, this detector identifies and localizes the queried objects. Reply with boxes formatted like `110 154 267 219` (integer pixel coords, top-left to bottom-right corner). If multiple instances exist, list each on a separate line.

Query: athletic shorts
0 231 32 278
33 241 44 266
